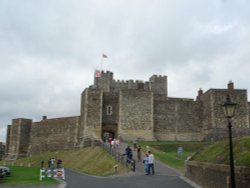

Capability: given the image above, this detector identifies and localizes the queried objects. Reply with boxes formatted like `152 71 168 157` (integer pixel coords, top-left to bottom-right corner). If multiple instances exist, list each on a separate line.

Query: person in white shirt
148 151 155 175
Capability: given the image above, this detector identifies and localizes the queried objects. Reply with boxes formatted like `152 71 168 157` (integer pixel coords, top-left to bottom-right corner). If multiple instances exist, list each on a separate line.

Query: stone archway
102 124 118 141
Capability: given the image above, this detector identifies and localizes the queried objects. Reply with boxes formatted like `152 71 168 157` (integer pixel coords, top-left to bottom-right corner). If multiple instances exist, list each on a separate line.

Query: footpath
117 142 201 188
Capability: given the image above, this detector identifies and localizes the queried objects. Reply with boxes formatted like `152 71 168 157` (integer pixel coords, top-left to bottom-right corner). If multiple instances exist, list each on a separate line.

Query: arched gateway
102 124 118 141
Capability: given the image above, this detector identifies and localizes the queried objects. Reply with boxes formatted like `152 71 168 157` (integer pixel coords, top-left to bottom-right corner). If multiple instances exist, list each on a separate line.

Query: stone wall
6 119 32 159
5 125 11 158
118 89 154 140
28 116 79 155
249 102 250 126
81 88 103 140
154 98 203 141
185 161 250 188
111 80 151 92
0 142 5 160
200 89 249 140
102 92 119 125
77 90 87 147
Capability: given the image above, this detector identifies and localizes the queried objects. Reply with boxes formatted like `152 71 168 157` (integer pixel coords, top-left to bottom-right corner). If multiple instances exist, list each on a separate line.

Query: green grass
2 146 127 177
192 136 250 166
0 166 57 186
0 146 128 186
154 151 195 171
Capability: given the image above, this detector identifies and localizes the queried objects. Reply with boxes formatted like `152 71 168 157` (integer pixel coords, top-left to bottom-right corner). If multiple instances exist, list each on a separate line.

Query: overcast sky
1 0 250 142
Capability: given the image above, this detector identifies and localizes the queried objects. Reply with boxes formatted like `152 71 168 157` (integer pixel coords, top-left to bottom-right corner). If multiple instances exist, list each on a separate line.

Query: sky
0 0 250 142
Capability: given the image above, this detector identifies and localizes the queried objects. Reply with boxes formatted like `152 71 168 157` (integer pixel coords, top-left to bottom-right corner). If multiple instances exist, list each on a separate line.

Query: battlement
100 70 113 77
149 75 167 80
93 70 167 95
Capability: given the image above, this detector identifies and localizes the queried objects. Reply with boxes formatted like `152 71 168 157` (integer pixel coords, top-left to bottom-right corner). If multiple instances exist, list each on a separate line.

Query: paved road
64 169 194 188
63 143 199 188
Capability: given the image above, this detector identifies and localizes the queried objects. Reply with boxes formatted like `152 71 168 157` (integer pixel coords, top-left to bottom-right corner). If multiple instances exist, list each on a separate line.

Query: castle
4 70 250 159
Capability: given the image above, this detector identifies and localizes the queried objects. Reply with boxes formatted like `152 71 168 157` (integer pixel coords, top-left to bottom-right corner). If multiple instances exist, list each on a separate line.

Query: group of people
42 158 62 169
126 143 155 175
143 149 155 175
107 137 120 149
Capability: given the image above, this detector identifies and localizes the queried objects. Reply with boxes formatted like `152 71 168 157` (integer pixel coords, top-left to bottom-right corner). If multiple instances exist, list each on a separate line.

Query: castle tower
199 81 249 140
6 118 32 159
77 88 103 147
149 75 168 96
94 70 113 92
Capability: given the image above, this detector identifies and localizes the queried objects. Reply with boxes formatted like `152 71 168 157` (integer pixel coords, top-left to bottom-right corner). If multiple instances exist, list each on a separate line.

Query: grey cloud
1 0 250 141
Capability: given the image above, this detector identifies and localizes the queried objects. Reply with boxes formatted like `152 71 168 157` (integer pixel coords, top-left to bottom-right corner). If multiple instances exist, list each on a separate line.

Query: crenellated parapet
94 70 167 95
149 74 168 96
94 70 113 92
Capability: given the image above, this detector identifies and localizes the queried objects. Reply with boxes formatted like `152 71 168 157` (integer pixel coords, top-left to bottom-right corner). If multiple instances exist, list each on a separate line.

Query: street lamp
222 95 237 188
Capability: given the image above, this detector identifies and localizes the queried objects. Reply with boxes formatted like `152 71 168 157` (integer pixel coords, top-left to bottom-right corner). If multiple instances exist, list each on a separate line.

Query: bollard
114 164 118 174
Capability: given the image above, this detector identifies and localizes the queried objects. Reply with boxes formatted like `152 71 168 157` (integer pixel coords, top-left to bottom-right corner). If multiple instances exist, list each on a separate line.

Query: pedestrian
48 159 51 169
51 158 56 169
125 146 133 163
148 151 155 175
57 159 62 168
111 139 115 149
137 145 141 162
115 138 120 148
108 137 112 148
143 153 149 175
133 140 137 151
177 145 183 160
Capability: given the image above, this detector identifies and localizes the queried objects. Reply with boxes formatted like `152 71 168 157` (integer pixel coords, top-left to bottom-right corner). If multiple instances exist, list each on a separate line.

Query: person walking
143 153 149 175
137 145 142 162
148 151 155 175
125 146 133 163
177 145 183 160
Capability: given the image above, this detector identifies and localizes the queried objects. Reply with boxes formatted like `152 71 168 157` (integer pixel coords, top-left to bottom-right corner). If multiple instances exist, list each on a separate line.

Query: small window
106 105 112 115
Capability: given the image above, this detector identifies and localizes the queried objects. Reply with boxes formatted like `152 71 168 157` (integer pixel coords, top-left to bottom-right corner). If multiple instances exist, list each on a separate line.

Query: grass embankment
192 136 250 166
0 166 57 186
0 146 128 186
137 141 209 172
137 136 250 173
5 146 127 176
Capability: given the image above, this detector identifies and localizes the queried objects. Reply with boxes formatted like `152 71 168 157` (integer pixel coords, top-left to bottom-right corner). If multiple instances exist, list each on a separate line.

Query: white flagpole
101 55 104 71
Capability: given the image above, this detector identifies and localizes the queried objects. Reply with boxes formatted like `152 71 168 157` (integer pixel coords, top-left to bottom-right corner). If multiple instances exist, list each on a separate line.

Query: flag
102 53 108 58
95 69 101 77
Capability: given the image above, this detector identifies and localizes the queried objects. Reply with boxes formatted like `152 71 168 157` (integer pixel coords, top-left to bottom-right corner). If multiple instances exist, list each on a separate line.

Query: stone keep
5 71 250 159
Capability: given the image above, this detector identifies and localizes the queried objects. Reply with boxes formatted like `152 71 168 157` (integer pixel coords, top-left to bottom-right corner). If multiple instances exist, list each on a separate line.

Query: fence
102 142 135 172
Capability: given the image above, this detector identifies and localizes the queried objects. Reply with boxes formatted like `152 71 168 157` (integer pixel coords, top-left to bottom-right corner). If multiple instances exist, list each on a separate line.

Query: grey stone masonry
4 71 250 158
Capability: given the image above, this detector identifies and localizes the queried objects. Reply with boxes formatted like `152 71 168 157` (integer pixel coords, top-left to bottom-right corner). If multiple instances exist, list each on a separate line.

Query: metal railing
102 142 135 172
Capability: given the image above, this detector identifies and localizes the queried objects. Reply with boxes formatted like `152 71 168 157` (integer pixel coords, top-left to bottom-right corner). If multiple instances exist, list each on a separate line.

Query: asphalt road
62 143 199 188
63 169 195 188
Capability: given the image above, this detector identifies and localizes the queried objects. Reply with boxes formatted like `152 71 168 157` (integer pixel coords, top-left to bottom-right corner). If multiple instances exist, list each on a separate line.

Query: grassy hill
2 146 128 176
191 136 250 166
136 137 250 172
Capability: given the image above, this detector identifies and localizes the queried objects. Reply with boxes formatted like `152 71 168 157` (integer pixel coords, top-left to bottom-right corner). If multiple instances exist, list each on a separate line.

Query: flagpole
101 56 104 71
101 53 108 71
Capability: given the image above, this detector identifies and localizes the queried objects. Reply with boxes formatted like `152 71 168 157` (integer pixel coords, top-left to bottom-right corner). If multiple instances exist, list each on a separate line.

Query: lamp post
222 95 237 188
